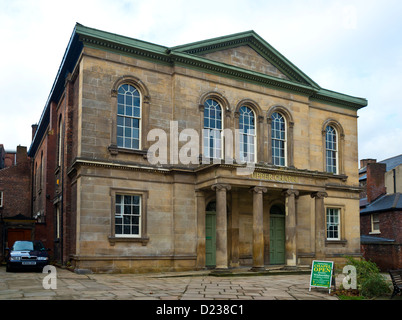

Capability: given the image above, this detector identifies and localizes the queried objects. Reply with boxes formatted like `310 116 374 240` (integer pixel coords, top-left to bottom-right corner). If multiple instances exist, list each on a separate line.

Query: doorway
269 204 285 264
7 228 31 248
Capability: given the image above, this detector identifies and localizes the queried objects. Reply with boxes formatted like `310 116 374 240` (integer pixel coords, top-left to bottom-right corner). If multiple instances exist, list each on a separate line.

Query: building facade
359 157 402 270
28 24 367 273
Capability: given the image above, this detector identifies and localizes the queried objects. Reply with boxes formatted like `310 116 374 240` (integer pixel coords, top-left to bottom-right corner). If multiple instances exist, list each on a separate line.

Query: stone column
283 189 299 267
230 191 240 267
196 190 206 269
251 186 267 270
212 184 231 269
311 191 328 260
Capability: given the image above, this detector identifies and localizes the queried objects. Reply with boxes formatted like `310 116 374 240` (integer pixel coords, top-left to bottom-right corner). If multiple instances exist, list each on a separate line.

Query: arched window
325 125 338 173
116 84 141 150
57 116 63 167
239 106 256 162
271 112 286 166
203 99 223 159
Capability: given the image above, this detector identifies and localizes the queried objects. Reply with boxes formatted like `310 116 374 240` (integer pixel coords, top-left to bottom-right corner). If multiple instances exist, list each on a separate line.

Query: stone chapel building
28 24 367 273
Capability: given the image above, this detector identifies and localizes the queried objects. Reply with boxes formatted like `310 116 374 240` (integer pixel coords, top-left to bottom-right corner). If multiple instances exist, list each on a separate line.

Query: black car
6 240 50 272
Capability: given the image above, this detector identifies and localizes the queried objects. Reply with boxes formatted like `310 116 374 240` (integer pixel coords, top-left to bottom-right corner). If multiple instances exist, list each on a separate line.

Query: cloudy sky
0 0 401 163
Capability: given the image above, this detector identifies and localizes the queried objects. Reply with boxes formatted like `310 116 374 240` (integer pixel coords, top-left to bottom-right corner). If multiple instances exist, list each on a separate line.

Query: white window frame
203 99 223 159
325 125 338 174
116 84 142 150
326 208 340 240
114 193 142 238
0 191 3 207
271 112 287 166
239 106 257 163
370 213 380 234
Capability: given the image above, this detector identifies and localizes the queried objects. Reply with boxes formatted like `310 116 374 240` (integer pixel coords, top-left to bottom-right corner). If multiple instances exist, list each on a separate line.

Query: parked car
6 240 50 272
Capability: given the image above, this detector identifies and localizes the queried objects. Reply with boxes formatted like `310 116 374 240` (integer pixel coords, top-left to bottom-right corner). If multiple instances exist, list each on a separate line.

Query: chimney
16 145 28 165
366 162 386 203
360 158 377 169
31 124 38 141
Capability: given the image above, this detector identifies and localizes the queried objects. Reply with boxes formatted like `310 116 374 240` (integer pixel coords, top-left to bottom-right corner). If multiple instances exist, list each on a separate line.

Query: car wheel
6 264 12 272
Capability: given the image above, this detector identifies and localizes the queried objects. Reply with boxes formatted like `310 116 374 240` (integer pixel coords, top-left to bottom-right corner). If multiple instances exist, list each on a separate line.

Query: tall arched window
203 99 223 159
271 112 286 166
239 106 256 162
117 84 141 150
325 125 338 173
57 116 63 167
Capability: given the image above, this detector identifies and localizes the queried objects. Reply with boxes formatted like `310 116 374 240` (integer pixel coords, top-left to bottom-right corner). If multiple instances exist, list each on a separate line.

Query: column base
282 265 298 271
250 266 266 272
211 268 231 275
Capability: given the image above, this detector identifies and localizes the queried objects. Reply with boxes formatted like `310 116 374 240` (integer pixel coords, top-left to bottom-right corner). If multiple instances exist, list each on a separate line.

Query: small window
371 213 380 233
326 208 340 240
0 191 3 207
117 84 141 150
239 106 256 162
325 126 338 174
115 194 142 237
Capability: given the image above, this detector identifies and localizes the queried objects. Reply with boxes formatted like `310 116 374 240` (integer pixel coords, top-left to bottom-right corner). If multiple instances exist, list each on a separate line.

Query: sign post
309 260 334 293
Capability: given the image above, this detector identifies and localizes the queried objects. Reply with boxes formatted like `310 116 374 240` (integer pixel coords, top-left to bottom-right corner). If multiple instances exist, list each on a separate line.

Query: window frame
108 188 149 246
326 207 341 241
322 119 345 175
0 191 3 207
203 98 224 160
108 76 150 156
370 213 380 234
238 105 257 163
116 84 142 150
325 125 338 174
271 112 287 166
57 116 63 167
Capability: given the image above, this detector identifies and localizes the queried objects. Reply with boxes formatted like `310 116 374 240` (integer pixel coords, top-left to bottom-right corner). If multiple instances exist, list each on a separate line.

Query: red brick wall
366 163 386 202
361 210 402 242
361 243 402 270
0 146 31 219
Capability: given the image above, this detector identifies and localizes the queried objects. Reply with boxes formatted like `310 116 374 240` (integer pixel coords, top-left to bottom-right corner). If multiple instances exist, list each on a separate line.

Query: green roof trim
74 24 367 110
171 30 320 89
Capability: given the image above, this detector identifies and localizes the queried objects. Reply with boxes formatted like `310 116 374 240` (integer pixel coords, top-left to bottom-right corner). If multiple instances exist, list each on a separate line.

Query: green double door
205 210 285 266
270 215 285 264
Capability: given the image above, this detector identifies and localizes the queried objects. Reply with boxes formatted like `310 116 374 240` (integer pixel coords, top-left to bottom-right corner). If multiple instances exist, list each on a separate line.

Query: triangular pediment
199 45 289 80
171 30 319 88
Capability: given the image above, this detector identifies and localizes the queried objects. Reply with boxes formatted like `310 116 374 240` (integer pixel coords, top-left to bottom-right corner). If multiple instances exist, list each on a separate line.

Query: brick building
359 157 402 270
28 24 367 273
0 146 33 260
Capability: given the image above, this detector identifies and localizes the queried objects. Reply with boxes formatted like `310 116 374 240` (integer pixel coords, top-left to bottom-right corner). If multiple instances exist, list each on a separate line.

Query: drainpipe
393 169 396 194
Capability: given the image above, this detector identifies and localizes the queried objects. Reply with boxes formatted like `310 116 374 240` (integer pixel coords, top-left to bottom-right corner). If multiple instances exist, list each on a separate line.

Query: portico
195 165 332 271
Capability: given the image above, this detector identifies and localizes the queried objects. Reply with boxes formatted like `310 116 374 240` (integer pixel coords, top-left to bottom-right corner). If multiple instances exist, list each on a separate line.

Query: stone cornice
75 24 367 110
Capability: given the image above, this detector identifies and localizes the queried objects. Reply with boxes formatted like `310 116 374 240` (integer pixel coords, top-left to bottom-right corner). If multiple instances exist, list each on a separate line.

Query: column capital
282 189 299 197
311 191 328 199
211 184 231 192
195 190 205 197
250 186 267 194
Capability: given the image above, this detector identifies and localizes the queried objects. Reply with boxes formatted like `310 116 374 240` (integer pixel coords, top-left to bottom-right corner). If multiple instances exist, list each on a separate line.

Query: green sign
309 260 334 293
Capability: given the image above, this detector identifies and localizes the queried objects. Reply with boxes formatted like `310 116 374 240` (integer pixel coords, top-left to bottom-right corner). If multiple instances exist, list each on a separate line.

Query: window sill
108 236 149 246
369 231 381 235
108 145 148 158
325 239 347 247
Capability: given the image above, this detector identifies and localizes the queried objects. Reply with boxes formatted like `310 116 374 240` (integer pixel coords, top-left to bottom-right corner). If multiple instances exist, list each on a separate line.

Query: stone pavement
0 266 340 300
